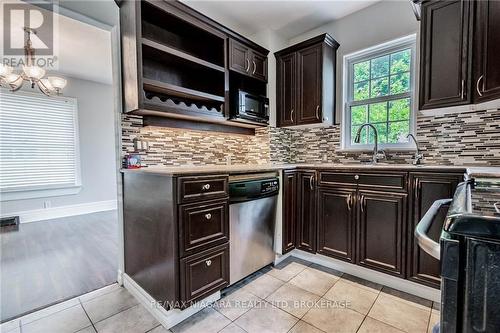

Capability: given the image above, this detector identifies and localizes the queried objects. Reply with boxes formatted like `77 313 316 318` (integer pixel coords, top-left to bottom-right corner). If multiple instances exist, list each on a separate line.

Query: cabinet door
251 51 268 82
276 53 297 127
419 0 472 109
282 171 297 254
296 171 317 253
297 44 322 125
229 39 251 75
473 0 500 102
317 187 356 262
408 173 463 288
357 191 407 277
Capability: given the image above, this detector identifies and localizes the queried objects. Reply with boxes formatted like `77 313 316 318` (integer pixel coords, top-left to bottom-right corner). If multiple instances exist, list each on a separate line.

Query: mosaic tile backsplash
122 108 500 167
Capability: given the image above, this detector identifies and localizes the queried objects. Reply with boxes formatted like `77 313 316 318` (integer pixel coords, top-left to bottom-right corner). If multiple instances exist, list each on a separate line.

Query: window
0 89 80 200
343 35 416 149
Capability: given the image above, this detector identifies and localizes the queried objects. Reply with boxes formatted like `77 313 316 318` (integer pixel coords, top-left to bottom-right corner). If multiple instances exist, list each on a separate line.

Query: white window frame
341 34 417 151
0 89 81 201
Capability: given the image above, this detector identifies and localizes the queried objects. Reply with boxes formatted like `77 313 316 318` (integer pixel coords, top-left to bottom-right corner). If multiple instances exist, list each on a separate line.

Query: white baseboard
122 273 220 329
290 249 441 303
2 200 117 223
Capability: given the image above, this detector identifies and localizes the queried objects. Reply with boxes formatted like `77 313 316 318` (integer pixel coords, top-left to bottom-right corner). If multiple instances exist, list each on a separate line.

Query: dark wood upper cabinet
317 187 356 262
296 171 317 253
298 44 322 124
276 53 297 127
407 172 463 288
229 38 268 82
275 34 338 127
473 0 500 102
419 0 473 109
119 0 268 131
357 191 407 277
282 171 297 254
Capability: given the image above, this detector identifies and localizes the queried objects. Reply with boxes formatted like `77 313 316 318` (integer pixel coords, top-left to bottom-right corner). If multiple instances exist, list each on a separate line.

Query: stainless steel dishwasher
228 174 279 285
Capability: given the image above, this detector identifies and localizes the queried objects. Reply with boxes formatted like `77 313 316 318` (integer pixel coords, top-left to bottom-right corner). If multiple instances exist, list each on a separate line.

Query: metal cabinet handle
360 195 365 213
477 75 484 96
245 59 250 72
354 175 359 180
346 194 352 211
205 213 212 220
309 175 315 190
461 79 465 100
315 105 320 119
291 109 294 123
252 60 256 75
205 260 212 267
202 183 211 191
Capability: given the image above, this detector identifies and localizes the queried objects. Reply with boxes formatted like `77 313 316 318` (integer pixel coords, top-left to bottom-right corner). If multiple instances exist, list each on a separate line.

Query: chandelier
0 28 66 96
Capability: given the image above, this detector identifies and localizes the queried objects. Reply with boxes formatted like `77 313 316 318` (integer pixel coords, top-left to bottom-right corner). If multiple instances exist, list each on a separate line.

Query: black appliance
415 177 500 332
231 89 269 125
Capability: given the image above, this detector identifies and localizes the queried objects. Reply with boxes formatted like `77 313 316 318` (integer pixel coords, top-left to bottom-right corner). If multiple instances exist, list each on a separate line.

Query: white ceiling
0 1 113 84
182 0 381 39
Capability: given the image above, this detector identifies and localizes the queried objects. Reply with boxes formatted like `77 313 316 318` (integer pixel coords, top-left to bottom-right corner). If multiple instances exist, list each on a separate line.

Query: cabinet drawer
179 200 229 256
357 172 407 192
180 243 229 304
318 171 358 187
178 175 228 203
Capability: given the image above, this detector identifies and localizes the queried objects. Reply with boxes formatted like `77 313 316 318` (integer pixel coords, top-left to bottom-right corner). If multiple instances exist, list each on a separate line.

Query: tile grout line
78 299 98 333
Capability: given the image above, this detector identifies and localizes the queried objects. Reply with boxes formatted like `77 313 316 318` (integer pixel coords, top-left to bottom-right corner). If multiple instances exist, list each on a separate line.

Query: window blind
0 89 80 193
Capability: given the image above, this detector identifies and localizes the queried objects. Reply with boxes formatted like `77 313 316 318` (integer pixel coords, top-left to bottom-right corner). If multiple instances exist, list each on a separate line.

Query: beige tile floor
0 258 440 333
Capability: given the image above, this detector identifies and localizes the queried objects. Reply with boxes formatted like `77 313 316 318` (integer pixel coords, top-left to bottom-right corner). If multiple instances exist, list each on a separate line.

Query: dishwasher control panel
261 179 279 194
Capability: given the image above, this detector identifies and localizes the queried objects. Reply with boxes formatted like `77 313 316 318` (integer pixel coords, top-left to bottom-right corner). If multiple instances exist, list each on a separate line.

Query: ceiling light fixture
0 27 67 96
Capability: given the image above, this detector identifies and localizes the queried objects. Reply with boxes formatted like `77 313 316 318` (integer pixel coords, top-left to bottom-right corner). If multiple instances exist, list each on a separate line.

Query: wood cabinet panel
282 171 297 254
276 53 297 127
229 39 251 75
179 199 229 256
296 171 317 253
419 0 472 109
178 175 228 203
474 0 500 102
407 173 463 288
179 243 229 304
317 187 356 262
357 191 407 277
297 44 322 125
251 51 268 82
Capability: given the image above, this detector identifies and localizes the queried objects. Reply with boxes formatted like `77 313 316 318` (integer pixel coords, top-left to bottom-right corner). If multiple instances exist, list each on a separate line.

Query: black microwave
231 90 269 125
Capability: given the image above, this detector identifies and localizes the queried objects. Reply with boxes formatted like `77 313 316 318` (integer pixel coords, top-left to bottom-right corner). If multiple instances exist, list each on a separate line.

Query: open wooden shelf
143 78 225 103
141 38 225 73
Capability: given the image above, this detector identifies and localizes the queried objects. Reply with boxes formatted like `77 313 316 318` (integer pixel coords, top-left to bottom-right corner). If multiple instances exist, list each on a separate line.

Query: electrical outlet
43 201 51 209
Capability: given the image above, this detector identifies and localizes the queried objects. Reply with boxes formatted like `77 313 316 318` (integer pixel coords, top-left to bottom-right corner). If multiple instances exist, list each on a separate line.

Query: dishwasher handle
415 198 452 260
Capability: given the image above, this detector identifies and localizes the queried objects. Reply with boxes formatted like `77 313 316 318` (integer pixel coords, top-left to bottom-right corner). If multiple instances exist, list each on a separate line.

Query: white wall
1 77 117 215
288 0 419 121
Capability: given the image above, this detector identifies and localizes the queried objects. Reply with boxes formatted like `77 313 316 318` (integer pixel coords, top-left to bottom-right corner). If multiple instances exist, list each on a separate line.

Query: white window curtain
0 89 80 200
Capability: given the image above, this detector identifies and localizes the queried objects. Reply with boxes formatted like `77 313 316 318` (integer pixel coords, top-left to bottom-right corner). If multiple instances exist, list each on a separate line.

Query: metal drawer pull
360 195 365 212
245 59 250 72
494 202 500 214
346 194 352 211
477 75 484 96
354 175 359 180
205 213 212 220
252 60 256 74
291 109 294 123
202 183 211 191
415 198 452 259
315 105 320 119
309 175 315 190
461 79 465 99
205 260 212 267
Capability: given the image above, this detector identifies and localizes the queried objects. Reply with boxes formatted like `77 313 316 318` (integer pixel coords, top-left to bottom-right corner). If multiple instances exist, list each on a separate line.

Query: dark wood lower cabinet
407 173 463 288
357 191 407 277
296 171 317 253
317 187 356 262
282 171 297 254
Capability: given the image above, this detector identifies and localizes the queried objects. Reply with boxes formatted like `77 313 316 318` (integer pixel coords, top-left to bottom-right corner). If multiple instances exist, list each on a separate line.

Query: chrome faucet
406 133 423 165
354 123 386 164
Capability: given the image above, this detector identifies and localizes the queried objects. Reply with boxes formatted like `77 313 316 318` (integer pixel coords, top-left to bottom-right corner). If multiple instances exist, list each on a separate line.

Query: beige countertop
121 163 500 177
